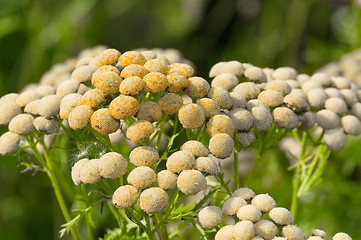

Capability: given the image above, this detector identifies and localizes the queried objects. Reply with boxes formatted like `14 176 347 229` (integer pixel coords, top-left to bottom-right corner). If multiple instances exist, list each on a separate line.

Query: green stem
291 174 300 220
246 124 279 185
188 218 209 240
85 214 95 240
291 131 309 221
186 129 193 140
298 145 330 196
246 142 264 185
233 146 240 191
126 209 155 240
41 140 80 240
215 175 232 196
144 215 156 240
22 135 48 169
153 214 169 240
81 185 97 240
56 116 79 141
24 134 79 239
107 202 126 231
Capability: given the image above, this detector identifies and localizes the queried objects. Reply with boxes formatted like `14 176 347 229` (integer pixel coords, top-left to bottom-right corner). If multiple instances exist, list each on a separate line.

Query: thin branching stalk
38 137 80 240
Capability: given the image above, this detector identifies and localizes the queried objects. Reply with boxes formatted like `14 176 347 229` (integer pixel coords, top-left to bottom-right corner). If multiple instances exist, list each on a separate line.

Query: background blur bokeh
1 0 361 239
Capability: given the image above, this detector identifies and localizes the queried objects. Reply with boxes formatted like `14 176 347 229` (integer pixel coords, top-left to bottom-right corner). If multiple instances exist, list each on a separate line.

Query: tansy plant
0 46 358 240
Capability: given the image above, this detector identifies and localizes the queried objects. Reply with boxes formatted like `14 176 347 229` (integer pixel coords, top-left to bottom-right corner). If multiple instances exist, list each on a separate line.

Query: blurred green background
1 0 361 239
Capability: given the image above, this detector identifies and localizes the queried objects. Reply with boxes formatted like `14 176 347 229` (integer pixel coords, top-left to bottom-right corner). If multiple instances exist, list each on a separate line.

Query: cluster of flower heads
205 61 361 152
0 46 107 155
198 187 352 240
0 46 192 155
59 48 203 142
319 49 361 87
0 46 358 238
71 152 127 185
75 140 221 214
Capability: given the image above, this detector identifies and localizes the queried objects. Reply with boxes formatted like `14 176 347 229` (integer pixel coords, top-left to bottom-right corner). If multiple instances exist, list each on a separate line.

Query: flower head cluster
165 140 220 195
58 47 214 147
198 187 352 240
319 49 361 87
0 47 194 155
111 145 169 214
206 61 361 152
71 152 127 185
1 46 359 239
0 46 111 155
112 141 220 214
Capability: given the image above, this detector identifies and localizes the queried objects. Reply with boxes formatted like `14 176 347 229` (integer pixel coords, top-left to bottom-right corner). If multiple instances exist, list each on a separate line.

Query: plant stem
126 209 155 240
41 140 80 240
233 144 240 190
291 173 300 220
246 142 265 186
188 218 209 240
153 214 169 240
85 214 95 240
246 124 278 185
22 135 48 169
291 131 308 221
144 215 156 240
215 175 232 196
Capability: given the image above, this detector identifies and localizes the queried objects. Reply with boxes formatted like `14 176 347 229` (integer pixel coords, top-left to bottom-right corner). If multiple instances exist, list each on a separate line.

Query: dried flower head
139 187 169 214
207 114 235 137
185 77 210 99
0 132 20 155
34 117 58 134
157 170 178 190
92 70 122 94
129 146 159 167
194 157 220 175
211 73 239 91
68 105 94 130
98 152 127 179
180 140 209 158
119 76 145 95
255 219 278 239
237 204 262 222
126 120 155 143
269 207 294 225
272 107 299 129
208 87 233 110
9 114 35 135
222 197 247 215
177 169 207 195
112 185 140 209
109 95 139 120
166 150 195 173
137 101 163 122
251 194 276 212
209 133 234 159
81 89 106 108
229 108 254 131
119 51 147 66
198 206 223 229
282 225 304 240
143 58 169 74
178 104 205 129
127 166 157 190
166 72 188 92
169 63 194 78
